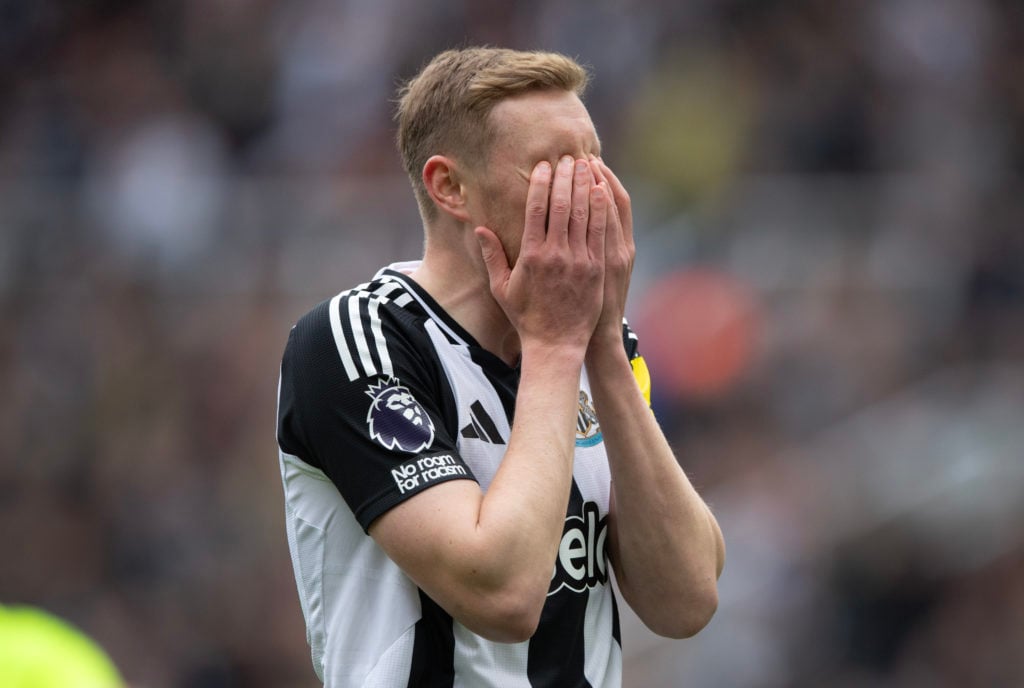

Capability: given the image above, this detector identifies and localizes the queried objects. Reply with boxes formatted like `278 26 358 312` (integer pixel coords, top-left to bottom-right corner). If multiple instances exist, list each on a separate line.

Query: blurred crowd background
2 0 1023 686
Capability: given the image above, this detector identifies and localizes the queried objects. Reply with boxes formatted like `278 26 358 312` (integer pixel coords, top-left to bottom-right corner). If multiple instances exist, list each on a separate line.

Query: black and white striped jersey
277 261 647 687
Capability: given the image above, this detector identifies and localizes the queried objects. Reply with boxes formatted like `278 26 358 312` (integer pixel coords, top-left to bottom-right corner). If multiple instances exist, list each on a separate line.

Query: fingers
546 155 575 243
592 157 633 246
522 161 552 252
475 225 511 294
524 156 603 257
587 157 615 229
596 158 629 212
567 158 592 250
587 183 609 263
588 156 621 254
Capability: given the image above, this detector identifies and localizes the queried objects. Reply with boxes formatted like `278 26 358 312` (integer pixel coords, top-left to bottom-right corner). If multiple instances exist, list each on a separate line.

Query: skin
368 88 725 643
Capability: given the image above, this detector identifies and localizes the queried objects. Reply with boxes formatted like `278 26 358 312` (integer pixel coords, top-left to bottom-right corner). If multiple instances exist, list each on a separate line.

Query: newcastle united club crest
576 390 602 448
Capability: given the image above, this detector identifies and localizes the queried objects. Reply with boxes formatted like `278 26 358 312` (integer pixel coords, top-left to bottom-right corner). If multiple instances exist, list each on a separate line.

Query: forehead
487 89 600 160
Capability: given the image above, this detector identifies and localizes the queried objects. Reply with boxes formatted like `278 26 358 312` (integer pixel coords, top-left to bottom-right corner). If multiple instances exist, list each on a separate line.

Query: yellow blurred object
0 605 124 688
624 54 753 207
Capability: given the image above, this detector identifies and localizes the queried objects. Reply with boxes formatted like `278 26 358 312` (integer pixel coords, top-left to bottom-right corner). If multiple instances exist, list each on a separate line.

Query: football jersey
277 261 646 687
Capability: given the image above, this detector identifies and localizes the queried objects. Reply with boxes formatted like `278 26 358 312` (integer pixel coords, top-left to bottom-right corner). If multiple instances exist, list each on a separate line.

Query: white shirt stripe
368 297 392 378
327 280 407 383
349 294 377 377
329 293 360 381
452 624 531 688
372 281 403 302
583 587 622 687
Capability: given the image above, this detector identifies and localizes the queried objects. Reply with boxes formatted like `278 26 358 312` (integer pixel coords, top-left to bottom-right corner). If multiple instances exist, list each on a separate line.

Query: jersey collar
376 263 520 377
376 263 481 349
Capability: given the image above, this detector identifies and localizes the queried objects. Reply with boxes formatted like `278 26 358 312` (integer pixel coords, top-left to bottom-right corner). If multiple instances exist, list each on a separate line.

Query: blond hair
396 47 589 220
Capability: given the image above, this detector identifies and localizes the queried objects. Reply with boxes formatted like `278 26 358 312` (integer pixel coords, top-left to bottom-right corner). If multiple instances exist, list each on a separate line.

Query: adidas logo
460 401 505 445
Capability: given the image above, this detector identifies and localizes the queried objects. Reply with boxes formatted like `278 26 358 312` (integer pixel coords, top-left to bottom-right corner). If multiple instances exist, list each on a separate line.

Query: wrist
520 339 588 368
585 330 627 366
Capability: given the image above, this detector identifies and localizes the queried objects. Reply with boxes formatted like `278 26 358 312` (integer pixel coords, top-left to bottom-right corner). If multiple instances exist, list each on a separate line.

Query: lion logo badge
365 377 435 453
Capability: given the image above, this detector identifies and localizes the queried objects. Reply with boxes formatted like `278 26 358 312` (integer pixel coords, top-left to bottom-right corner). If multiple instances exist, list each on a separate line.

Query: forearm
475 343 583 592
374 343 585 642
587 341 725 638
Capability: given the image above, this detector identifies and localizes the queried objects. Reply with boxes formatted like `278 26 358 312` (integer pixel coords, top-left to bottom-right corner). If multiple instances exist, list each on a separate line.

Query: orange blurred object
636 268 759 401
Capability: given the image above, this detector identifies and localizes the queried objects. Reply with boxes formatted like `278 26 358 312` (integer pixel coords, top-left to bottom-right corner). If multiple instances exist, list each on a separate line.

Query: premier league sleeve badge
365 377 436 454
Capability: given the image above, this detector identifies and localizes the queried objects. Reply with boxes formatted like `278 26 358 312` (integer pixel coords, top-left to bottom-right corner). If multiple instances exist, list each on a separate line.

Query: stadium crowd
1 0 1022 685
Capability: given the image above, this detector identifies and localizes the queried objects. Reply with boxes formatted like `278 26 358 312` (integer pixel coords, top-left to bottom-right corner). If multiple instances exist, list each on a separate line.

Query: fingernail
560 155 573 168
536 161 550 172
575 159 588 173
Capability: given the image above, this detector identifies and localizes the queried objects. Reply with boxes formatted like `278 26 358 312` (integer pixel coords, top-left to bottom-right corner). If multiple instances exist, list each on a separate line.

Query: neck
409 231 521 366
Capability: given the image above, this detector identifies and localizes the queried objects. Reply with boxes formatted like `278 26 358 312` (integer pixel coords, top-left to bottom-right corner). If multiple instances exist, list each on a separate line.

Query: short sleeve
278 296 477 531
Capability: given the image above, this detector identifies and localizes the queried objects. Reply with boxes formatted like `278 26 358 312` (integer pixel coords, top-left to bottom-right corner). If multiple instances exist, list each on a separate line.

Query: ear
422 155 472 223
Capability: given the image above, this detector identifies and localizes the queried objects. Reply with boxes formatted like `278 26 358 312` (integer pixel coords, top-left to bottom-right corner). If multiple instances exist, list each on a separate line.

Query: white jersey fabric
277 262 643 687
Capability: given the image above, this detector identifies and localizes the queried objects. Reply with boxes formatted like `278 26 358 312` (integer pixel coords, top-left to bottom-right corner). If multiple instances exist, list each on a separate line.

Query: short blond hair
396 47 589 220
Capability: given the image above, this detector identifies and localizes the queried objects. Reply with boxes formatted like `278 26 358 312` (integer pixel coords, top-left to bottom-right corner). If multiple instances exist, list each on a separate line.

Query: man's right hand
371 159 614 644
475 156 609 354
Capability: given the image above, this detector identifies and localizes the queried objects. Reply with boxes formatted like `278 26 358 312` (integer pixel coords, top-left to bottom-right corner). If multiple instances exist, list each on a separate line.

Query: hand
586 157 635 360
476 156 608 353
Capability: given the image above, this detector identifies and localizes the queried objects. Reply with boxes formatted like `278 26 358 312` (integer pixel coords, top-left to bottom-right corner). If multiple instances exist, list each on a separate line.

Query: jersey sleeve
278 295 477 532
